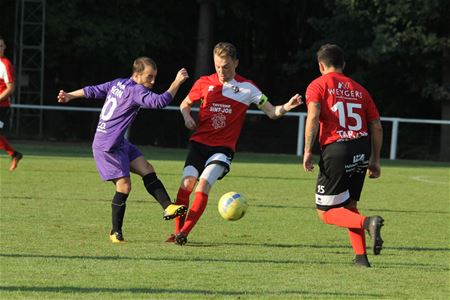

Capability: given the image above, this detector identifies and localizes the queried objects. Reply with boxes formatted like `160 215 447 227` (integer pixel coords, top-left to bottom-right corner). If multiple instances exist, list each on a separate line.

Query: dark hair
317 44 345 68
132 57 157 74
213 42 238 60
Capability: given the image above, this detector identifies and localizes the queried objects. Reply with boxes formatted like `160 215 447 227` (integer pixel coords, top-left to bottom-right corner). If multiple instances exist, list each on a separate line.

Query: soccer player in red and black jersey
0 36 22 171
168 42 303 245
303 44 384 267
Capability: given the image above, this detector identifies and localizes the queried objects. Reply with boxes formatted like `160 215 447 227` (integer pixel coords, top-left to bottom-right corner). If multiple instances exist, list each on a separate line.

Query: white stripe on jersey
222 79 262 106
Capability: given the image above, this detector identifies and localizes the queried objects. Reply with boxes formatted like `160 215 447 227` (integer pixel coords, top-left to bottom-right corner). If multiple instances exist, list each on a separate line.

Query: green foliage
1 143 449 299
45 0 198 84
302 0 449 117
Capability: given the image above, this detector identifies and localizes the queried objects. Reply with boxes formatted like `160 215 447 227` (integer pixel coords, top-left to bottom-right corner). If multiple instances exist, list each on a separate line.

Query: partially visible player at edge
168 42 303 246
57 57 189 243
0 36 23 171
303 44 384 267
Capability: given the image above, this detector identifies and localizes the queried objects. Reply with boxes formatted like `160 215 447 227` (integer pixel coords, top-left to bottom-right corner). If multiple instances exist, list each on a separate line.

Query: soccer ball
218 192 248 221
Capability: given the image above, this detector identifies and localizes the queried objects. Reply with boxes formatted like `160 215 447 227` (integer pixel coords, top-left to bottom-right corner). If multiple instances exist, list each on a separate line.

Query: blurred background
0 0 449 161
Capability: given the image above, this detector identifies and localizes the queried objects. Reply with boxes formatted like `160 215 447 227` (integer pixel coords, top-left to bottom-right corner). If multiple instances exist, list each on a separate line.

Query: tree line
1 0 449 159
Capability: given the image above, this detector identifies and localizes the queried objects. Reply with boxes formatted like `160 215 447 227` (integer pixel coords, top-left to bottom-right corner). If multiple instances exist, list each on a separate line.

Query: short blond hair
213 42 237 60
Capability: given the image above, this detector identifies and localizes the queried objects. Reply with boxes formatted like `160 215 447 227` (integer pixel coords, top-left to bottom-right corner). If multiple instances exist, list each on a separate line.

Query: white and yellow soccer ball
218 192 248 221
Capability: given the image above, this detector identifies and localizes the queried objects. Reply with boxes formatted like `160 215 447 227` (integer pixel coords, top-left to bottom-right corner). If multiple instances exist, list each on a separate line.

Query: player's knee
181 176 196 191
181 165 199 190
115 179 131 194
117 185 131 194
344 199 358 209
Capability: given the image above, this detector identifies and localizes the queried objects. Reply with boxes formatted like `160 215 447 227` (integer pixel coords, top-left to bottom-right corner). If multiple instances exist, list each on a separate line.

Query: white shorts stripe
205 153 231 167
315 190 350 207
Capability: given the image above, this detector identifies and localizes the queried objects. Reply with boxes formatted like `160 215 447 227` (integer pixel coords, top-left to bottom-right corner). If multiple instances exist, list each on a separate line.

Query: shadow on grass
1 249 448 270
4 196 448 215
0 285 383 297
0 252 350 266
186 242 450 254
254 204 449 215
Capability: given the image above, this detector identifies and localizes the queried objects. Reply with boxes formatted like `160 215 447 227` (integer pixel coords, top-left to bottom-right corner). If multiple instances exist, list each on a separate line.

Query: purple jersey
83 78 172 151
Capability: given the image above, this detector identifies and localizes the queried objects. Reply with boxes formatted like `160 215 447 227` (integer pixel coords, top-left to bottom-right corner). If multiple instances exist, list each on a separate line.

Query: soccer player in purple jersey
57 57 189 243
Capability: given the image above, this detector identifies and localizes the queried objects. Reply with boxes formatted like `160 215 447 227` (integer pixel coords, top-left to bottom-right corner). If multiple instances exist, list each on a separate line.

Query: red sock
347 207 367 255
180 192 208 235
0 136 15 156
322 207 366 229
174 188 192 234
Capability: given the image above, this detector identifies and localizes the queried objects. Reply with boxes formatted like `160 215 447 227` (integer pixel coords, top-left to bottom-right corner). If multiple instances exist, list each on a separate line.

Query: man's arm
303 101 321 172
180 96 196 130
260 94 303 119
0 82 14 102
166 68 189 98
57 89 85 103
367 119 383 178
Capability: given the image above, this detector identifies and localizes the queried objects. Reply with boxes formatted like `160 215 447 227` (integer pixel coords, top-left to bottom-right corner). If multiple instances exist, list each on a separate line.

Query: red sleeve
305 79 323 105
365 92 380 122
188 78 204 103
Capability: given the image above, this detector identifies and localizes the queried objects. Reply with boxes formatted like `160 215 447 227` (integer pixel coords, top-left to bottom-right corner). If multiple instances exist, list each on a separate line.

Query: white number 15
331 101 362 131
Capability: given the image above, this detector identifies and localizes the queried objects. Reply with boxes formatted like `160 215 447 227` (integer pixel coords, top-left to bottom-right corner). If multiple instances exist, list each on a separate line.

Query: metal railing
11 104 450 160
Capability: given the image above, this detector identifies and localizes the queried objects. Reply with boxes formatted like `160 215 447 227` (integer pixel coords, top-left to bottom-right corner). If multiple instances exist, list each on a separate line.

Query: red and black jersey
305 72 380 146
188 73 266 152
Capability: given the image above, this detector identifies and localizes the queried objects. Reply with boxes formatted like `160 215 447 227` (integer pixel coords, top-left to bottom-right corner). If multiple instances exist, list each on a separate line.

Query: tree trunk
194 0 215 80
440 46 450 161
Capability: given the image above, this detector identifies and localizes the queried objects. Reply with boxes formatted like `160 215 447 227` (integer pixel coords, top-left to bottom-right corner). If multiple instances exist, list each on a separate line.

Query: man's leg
346 202 370 267
131 156 187 220
174 176 196 234
164 165 199 242
0 135 15 156
318 205 384 258
175 164 225 245
0 135 22 171
110 177 131 243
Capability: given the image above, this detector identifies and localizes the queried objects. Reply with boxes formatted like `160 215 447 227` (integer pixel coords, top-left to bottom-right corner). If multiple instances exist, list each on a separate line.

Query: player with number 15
303 44 385 267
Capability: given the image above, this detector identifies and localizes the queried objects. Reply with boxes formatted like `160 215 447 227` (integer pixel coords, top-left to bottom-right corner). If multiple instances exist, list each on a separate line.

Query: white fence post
297 114 306 156
390 119 399 160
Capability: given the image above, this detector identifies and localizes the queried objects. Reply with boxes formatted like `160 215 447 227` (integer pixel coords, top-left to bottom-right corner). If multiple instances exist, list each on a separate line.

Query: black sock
111 192 128 233
142 172 172 209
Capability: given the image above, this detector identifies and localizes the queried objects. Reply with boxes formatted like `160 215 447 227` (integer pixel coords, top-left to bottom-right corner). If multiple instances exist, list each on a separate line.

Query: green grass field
1 142 449 299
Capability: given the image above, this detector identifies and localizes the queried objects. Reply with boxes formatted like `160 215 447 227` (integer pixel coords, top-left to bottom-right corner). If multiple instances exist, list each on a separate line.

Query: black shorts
0 107 11 131
315 138 370 211
184 141 234 179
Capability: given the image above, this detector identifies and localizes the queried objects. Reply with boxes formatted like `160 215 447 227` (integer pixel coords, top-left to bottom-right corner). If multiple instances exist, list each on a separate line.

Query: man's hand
175 68 189 85
367 161 381 178
57 90 73 103
303 151 314 172
184 115 196 130
285 93 303 111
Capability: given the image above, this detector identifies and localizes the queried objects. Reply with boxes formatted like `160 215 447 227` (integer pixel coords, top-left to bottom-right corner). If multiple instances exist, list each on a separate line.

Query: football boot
163 204 187 220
